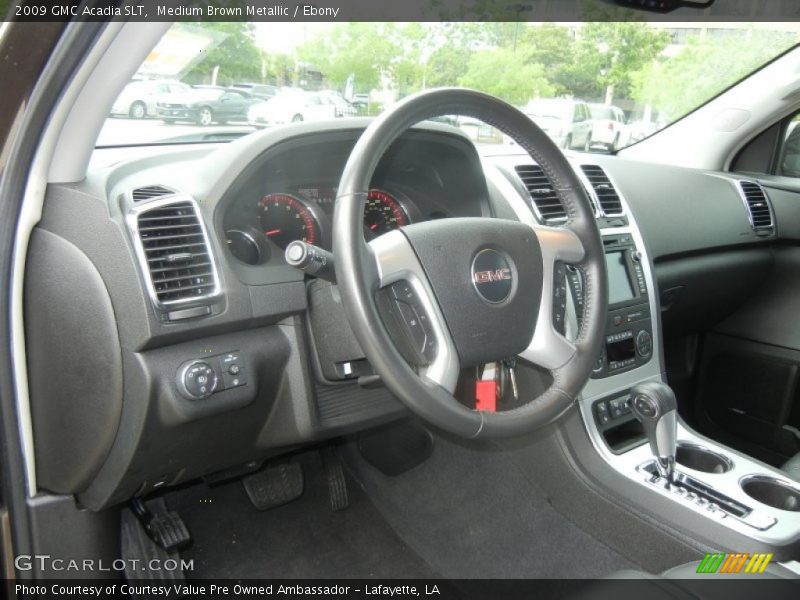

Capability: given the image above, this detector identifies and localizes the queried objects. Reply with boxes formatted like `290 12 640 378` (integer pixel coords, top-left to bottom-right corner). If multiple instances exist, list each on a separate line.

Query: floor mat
344 432 638 579
168 452 440 579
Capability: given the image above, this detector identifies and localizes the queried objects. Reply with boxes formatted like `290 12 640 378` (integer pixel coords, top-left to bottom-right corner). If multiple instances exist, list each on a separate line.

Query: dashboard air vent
132 185 174 202
135 200 219 305
514 164 567 222
739 181 773 230
580 165 623 216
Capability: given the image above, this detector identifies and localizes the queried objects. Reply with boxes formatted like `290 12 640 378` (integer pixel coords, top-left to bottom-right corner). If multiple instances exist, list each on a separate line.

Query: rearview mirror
613 0 714 12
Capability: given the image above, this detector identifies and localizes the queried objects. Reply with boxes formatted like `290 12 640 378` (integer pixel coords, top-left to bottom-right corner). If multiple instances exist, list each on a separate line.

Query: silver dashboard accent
125 193 223 311
577 164 626 218
637 462 778 532
734 179 775 232
369 230 460 393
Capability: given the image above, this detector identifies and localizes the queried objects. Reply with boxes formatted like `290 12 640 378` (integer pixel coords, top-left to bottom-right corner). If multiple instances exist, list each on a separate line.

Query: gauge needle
369 224 378 231
265 229 281 236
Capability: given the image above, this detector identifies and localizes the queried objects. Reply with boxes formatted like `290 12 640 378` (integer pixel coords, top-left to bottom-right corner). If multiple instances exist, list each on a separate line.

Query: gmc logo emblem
473 268 512 284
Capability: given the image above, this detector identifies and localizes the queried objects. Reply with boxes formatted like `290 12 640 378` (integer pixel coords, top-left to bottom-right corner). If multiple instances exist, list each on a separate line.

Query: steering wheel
333 88 607 439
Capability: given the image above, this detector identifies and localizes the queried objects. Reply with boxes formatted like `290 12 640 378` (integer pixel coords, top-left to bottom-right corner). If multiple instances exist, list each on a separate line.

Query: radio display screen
606 251 636 304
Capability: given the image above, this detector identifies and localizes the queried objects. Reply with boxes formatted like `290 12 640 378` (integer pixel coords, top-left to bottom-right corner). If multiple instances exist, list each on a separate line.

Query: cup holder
675 443 733 474
741 476 800 512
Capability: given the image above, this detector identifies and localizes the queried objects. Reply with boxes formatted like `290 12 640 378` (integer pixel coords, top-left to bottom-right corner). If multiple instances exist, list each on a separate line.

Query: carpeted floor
343 432 637 579
170 452 440 579
168 432 637 580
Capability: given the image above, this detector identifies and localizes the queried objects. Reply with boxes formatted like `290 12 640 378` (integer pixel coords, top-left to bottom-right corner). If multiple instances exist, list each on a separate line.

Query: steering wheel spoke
518 224 584 370
369 231 460 393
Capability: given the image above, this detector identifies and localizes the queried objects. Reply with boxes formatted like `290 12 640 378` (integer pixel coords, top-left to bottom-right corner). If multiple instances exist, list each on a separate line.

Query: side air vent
134 199 220 306
514 164 567 222
580 165 623 216
132 185 174 202
739 181 773 230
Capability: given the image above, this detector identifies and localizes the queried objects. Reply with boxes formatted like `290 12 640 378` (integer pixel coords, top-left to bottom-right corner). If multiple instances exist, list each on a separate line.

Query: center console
486 153 800 561
567 170 800 552
588 234 653 378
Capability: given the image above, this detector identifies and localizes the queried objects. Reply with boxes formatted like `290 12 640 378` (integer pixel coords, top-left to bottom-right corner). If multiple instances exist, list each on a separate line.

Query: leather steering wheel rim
333 88 607 439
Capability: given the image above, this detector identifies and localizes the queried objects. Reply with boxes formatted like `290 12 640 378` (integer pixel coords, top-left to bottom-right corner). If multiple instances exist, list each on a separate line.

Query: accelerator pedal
243 462 304 510
321 447 350 512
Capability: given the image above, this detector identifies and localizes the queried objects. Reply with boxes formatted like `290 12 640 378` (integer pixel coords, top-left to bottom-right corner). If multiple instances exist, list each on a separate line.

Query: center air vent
580 165 623 216
134 199 220 306
739 181 773 231
514 164 567 222
131 185 174 202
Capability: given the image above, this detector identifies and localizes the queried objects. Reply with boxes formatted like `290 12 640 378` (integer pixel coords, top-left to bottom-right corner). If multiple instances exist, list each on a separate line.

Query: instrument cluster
223 184 417 266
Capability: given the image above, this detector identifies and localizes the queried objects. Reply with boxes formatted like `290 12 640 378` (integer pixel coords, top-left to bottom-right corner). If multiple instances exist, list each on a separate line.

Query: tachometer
259 193 320 250
364 189 409 237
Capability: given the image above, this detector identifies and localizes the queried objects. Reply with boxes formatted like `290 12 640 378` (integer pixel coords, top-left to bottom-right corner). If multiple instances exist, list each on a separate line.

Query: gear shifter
630 381 677 483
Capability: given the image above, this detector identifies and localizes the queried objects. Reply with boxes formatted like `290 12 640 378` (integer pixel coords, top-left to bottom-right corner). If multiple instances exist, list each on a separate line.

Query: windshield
98 21 800 151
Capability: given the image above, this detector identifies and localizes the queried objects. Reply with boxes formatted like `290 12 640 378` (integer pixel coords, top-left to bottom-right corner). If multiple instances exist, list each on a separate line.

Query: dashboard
23 118 788 512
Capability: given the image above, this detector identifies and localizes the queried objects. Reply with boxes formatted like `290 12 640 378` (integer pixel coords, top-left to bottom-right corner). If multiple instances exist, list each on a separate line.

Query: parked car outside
231 82 279 100
109 80 192 119
247 91 338 128
588 103 628 151
351 93 370 110
318 90 357 117
157 88 260 125
524 98 593 151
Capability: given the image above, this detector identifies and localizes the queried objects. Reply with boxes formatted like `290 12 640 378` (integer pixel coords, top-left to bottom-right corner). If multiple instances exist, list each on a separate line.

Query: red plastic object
475 380 497 412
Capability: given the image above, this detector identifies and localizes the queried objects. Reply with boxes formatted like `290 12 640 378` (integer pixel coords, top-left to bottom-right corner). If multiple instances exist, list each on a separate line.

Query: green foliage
297 23 400 93
181 22 262 86
459 48 554 104
173 20 798 123
561 22 671 100
632 29 800 121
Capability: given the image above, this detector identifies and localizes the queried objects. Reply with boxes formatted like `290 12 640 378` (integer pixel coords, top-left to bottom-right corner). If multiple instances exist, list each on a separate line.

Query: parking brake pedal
130 497 191 553
322 447 349 511
243 462 304 510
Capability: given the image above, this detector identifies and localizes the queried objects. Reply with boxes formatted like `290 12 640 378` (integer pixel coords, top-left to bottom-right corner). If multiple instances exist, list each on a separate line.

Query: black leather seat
783 453 800 481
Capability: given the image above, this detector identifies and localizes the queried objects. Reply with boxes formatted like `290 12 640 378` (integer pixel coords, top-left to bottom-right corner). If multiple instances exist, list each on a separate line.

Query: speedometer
364 189 409 237
259 193 320 250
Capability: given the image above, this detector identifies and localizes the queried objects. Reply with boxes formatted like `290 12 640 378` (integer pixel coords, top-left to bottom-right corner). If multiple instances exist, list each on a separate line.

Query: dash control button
218 352 247 389
178 361 219 400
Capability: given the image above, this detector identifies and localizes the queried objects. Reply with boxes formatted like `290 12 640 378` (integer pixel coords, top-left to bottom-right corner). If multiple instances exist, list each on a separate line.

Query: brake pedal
243 462 304 510
322 447 349 511
130 497 191 553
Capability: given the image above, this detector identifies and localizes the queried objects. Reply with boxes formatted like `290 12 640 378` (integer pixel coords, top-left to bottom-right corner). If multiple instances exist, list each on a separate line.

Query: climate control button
635 330 653 358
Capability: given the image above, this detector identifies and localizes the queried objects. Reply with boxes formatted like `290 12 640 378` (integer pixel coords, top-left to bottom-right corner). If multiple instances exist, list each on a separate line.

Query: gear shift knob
630 381 677 482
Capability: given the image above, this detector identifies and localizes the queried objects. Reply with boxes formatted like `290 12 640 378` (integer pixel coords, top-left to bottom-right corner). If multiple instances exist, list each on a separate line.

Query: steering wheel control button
178 361 219 400
390 281 436 362
553 262 568 334
471 248 514 304
632 394 658 419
